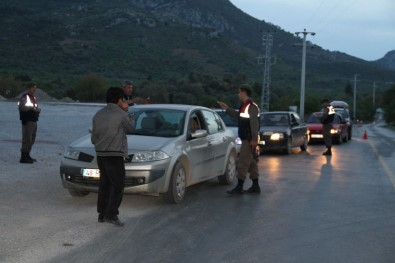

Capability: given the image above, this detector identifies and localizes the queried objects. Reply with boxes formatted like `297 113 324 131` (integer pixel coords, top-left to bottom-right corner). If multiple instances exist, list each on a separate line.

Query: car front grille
64 174 145 187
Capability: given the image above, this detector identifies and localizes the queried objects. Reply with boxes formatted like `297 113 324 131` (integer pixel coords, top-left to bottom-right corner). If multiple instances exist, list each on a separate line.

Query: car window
202 110 224 134
291 113 300 125
307 114 321 123
333 115 340 124
260 113 289 126
129 108 186 137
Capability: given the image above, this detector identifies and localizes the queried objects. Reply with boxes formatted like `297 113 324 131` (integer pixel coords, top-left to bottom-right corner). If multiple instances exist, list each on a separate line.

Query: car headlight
235 137 242 145
64 148 80 160
330 129 339 134
270 133 284 140
132 151 170 163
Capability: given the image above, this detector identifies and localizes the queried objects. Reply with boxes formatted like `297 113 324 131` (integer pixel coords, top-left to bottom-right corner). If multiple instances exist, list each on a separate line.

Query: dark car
331 101 352 140
307 112 349 144
258 111 308 154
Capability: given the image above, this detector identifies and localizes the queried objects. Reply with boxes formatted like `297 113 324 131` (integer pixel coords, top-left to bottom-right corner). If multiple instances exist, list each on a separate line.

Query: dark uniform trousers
97 156 125 218
323 123 332 148
237 140 259 181
21 121 37 153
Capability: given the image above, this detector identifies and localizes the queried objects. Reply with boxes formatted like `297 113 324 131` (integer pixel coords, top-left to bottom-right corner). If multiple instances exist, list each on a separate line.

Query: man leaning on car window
91 87 135 226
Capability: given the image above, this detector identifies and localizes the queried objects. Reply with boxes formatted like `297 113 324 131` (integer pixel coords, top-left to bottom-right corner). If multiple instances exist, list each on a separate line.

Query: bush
73 74 108 102
382 85 395 125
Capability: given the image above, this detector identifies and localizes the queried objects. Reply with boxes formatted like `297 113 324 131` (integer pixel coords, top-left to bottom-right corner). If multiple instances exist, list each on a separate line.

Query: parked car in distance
60 104 237 204
307 112 349 144
258 111 308 154
331 100 352 140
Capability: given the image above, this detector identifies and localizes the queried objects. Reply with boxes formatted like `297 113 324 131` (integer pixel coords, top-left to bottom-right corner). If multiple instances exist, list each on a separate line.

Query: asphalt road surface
1 101 395 263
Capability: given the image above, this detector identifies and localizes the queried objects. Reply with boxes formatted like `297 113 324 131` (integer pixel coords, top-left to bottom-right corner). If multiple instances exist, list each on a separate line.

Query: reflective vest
238 99 259 140
322 105 335 124
19 94 39 122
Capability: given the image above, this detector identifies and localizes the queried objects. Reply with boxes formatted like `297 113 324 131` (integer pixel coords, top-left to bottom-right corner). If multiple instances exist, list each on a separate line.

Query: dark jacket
322 105 335 125
19 94 39 124
226 99 260 142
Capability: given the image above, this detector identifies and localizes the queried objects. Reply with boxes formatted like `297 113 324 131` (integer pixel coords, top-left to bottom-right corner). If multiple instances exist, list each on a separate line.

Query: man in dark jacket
91 87 135 226
18 82 41 164
218 84 261 194
321 99 335 155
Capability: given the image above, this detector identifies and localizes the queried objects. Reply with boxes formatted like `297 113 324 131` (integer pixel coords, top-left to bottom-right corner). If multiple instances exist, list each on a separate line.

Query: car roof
331 101 349 108
131 104 210 112
261 111 294 115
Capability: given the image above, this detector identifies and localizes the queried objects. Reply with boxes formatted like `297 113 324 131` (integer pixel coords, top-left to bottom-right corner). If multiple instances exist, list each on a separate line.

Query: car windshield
260 113 289 126
334 108 349 119
129 108 186 137
216 111 238 126
307 114 322 123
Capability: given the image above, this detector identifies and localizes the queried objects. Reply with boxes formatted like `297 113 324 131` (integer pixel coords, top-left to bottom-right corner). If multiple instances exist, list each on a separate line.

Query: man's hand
250 140 257 150
218 101 228 110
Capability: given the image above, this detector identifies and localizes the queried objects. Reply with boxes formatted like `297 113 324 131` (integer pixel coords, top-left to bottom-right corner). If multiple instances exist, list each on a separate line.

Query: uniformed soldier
218 84 261 194
18 82 41 164
321 99 335 155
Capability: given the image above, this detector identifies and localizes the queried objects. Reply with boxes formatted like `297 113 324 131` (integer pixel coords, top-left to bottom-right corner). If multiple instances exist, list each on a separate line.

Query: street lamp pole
353 74 359 121
295 29 315 120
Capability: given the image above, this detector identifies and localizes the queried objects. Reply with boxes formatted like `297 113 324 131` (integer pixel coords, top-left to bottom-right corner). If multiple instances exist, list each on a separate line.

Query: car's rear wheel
163 162 186 204
68 189 90 197
300 136 308 151
218 152 236 185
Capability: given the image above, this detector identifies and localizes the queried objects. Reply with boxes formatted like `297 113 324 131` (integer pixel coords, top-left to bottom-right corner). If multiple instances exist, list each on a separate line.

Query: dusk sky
229 0 395 61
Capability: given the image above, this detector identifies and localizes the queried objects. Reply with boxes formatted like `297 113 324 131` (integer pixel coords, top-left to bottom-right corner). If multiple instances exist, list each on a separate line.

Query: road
1 101 395 263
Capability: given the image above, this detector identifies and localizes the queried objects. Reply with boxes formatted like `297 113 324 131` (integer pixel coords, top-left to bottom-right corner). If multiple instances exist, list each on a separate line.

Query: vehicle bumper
60 160 171 195
258 138 288 151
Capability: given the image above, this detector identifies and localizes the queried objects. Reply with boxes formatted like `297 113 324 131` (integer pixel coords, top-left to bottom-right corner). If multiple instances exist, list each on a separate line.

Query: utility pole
353 74 359 121
295 29 315 120
258 32 275 112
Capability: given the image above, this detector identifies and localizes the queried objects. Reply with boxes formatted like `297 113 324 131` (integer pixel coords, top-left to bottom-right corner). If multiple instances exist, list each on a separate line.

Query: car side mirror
190 129 208 139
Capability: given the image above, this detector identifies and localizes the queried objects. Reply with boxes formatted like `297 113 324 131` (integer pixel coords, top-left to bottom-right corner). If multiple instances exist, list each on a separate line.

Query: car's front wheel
218 152 236 185
163 162 186 204
68 189 90 197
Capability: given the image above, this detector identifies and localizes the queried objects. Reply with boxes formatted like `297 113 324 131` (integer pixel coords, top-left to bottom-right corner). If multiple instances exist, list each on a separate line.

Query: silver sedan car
60 104 237 203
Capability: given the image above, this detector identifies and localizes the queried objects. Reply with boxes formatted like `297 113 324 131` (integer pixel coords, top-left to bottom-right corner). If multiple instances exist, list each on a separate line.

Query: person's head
190 117 199 132
238 84 252 102
26 82 37 95
321 99 330 107
122 80 133 96
106 87 125 105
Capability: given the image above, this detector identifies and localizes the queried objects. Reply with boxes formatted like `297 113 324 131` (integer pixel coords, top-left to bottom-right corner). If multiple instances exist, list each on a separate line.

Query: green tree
73 74 108 102
0 75 24 98
382 85 395 125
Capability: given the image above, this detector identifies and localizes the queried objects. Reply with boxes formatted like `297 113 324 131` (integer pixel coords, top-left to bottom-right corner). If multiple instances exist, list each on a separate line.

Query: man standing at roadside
18 82 41 164
218 84 261 194
91 87 135 226
122 80 147 106
321 99 335 155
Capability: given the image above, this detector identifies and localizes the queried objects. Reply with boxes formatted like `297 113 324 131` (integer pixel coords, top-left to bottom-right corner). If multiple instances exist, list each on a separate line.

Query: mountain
0 0 394 100
375 50 395 71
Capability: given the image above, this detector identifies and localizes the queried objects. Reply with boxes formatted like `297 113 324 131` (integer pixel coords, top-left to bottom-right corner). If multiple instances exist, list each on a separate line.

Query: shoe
104 216 124 227
226 185 243 195
27 154 37 162
20 153 34 164
245 185 261 194
98 214 104 223
322 150 332 155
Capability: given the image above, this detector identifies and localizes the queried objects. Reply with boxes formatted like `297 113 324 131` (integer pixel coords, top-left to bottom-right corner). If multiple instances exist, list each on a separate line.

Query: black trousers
97 156 125 219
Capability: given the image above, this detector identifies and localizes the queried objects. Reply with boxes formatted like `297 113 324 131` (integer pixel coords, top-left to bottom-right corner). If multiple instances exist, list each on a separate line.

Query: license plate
311 134 323 138
259 141 266 145
82 169 100 178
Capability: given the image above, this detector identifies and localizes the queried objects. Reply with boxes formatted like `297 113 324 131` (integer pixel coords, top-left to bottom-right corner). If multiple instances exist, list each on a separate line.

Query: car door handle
222 137 227 142
208 141 212 146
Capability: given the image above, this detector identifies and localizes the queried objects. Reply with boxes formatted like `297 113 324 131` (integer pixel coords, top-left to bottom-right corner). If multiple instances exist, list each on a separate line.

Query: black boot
245 178 261 194
27 152 37 162
20 152 34 164
227 179 244 195
322 147 332 155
